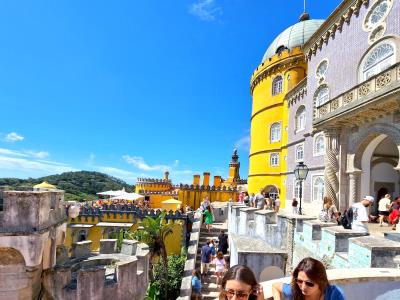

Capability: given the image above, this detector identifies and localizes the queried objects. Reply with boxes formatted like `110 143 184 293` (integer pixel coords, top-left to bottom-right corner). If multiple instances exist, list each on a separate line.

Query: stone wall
42 239 150 300
228 203 400 276
0 190 67 300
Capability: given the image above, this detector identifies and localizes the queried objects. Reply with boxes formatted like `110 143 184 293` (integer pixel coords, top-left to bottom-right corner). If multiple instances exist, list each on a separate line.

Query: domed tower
248 14 323 203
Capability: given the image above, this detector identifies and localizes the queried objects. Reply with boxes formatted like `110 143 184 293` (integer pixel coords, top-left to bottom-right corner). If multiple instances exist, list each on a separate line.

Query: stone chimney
203 172 210 187
213 176 222 188
193 175 200 186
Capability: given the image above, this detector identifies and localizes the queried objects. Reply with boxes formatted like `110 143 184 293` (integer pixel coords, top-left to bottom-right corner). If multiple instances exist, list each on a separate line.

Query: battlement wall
74 204 188 221
42 240 150 300
0 190 67 233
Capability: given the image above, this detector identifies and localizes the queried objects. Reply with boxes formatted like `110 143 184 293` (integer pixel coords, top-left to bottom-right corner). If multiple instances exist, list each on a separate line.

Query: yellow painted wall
178 189 238 210
66 212 183 256
248 47 307 207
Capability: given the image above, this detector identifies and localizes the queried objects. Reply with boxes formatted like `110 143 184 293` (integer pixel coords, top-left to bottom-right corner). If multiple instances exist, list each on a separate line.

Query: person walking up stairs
195 222 228 300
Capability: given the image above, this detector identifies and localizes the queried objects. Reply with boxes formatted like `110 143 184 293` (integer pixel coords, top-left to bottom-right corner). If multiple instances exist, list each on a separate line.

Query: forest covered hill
0 171 135 202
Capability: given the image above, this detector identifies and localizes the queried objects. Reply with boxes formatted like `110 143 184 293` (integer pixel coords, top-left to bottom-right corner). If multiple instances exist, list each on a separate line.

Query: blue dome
262 19 324 62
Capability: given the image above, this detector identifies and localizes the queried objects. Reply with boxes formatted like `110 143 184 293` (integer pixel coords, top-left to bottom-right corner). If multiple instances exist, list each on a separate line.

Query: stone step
202 291 220 299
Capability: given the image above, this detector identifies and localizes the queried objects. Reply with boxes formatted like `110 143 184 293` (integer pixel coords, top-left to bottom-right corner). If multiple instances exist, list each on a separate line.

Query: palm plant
131 212 174 275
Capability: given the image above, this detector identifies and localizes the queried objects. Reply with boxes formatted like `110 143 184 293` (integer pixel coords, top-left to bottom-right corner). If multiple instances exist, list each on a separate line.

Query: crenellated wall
66 204 188 256
42 239 150 300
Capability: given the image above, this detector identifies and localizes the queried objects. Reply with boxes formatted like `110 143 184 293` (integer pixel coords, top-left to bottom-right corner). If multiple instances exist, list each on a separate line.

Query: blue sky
0 0 340 184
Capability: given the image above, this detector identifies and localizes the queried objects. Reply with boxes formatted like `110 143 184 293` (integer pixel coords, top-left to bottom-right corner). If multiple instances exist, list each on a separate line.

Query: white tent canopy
110 192 144 201
97 188 126 197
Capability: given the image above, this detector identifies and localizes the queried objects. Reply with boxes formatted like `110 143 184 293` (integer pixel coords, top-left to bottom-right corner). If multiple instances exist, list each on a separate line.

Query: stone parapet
178 212 202 299
42 243 150 300
72 241 92 258
348 236 400 268
99 239 117 254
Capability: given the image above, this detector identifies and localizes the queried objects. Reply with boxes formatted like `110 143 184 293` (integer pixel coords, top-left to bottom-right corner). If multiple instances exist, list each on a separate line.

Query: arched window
313 133 325 156
296 143 304 161
313 176 325 203
294 180 303 200
270 123 281 143
360 41 395 81
272 76 283 95
314 85 330 107
270 153 279 166
295 106 306 132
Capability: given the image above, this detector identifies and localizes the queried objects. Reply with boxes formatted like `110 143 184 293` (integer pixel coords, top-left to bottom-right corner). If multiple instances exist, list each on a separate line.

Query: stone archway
263 185 279 200
349 123 400 171
346 123 400 205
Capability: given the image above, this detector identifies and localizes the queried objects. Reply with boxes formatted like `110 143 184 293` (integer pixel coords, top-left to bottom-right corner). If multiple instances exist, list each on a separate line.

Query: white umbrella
97 188 126 197
110 192 144 201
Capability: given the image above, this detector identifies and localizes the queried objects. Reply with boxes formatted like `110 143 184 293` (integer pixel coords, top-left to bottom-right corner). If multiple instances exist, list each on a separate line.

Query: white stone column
324 128 340 205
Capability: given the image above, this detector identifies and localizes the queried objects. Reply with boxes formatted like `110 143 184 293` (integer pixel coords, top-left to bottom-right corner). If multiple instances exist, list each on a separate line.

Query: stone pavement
368 222 398 237
196 222 227 300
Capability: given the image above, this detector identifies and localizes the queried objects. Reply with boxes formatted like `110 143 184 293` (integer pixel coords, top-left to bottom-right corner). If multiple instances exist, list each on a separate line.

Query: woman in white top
213 251 226 286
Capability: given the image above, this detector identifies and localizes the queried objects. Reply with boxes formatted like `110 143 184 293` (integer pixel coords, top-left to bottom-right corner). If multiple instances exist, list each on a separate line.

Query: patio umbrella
110 192 144 201
97 188 126 197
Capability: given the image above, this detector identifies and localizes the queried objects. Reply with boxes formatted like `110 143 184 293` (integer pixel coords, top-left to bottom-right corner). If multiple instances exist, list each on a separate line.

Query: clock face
364 0 392 31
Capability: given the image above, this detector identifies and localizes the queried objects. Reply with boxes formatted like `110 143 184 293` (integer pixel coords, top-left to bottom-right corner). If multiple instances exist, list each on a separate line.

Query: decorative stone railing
314 62 400 125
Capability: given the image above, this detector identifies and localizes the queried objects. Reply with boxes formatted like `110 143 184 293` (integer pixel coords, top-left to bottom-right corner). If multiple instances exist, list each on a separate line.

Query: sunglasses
224 288 251 299
295 278 315 287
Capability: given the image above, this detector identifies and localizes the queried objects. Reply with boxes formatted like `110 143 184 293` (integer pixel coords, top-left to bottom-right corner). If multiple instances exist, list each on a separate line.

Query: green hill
0 171 135 202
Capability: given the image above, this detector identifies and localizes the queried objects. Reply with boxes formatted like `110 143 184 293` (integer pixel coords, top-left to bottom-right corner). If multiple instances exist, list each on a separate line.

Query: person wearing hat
351 195 374 233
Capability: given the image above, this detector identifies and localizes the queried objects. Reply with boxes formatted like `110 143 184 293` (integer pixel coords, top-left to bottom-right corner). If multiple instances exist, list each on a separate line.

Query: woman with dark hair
272 257 345 300
219 264 264 300
218 230 229 255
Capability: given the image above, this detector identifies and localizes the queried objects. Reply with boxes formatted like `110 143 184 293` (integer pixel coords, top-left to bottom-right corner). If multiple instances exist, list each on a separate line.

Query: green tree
131 212 174 274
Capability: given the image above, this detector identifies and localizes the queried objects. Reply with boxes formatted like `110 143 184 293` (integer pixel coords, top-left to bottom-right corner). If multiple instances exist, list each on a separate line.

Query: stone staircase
196 223 228 300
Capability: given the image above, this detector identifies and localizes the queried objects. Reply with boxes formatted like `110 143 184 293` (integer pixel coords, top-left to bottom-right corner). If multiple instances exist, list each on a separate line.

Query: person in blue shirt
272 257 345 300
191 269 202 300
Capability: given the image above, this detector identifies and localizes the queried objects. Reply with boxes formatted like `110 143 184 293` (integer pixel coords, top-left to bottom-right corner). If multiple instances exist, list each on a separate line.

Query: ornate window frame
314 84 330 107
313 133 325 157
312 175 325 203
272 75 283 96
295 106 306 133
270 122 281 143
295 143 304 162
363 0 393 32
270 153 279 166
315 59 329 82
358 38 397 82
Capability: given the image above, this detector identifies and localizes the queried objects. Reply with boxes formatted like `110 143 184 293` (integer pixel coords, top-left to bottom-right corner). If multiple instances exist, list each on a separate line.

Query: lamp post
294 162 309 215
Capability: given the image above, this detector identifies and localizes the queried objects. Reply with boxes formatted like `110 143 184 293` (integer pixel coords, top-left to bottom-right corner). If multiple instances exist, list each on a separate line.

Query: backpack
319 209 329 222
340 208 353 229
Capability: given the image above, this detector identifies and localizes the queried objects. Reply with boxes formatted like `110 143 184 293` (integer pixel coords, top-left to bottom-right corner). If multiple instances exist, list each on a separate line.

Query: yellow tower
248 13 324 206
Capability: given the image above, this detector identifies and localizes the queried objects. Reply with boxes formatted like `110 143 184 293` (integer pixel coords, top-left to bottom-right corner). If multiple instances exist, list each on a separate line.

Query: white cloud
235 135 250 151
0 148 50 159
189 0 221 21
122 155 170 171
0 156 77 175
25 150 49 159
0 148 28 157
5 132 24 142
